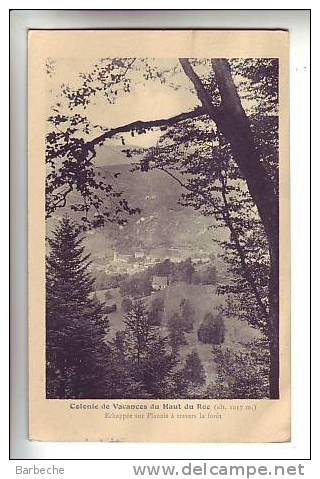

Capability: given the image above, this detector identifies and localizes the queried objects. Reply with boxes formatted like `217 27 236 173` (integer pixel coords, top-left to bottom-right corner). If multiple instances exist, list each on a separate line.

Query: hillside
95 282 261 383
48 162 225 262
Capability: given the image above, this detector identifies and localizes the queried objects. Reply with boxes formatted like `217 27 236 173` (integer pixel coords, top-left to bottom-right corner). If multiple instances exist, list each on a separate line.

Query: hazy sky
47 57 201 149
46 56 257 164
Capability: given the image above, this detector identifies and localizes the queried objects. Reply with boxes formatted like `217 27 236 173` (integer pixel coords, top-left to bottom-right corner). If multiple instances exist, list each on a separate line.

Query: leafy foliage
197 312 225 345
179 298 195 332
120 274 152 298
167 312 188 355
208 339 270 399
130 63 277 335
148 296 165 326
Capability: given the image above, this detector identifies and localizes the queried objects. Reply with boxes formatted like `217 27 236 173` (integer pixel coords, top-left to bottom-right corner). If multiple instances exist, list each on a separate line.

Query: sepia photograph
6 2 313 463
45 54 280 401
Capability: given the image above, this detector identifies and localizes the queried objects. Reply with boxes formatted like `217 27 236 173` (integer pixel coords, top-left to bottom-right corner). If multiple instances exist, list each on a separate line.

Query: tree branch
158 167 190 190
179 59 221 122
180 58 278 253
86 106 206 150
158 164 269 323
46 184 73 218
219 173 269 322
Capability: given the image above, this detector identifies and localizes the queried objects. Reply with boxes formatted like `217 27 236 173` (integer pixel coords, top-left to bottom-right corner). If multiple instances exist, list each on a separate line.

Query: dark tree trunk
212 60 280 399
179 58 280 399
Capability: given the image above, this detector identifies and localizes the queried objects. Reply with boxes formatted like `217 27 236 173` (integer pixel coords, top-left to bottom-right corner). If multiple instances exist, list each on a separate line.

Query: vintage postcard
28 30 290 442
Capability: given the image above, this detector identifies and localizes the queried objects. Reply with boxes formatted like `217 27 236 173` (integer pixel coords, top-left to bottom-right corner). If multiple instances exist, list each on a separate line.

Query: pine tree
46 216 109 399
105 331 150 399
198 312 225 345
122 300 176 398
123 300 151 366
179 298 195 332
167 312 187 356
182 350 206 385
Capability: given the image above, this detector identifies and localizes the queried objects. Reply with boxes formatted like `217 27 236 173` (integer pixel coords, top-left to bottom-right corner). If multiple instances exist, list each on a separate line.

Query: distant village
91 246 212 278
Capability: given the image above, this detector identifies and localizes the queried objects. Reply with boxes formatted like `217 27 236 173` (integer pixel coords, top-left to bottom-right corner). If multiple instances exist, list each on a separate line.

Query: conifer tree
179 298 195 332
122 300 176 398
46 216 109 399
167 312 187 356
198 312 225 345
105 331 150 399
182 350 206 386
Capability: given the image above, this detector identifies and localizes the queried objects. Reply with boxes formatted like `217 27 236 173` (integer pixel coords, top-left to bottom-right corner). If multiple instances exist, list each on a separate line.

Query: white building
152 275 170 291
113 251 132 263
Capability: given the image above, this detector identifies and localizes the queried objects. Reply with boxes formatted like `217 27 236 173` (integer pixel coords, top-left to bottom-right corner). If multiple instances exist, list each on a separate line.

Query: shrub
198 312 225 345
182 350 206 385
121 297 133 313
